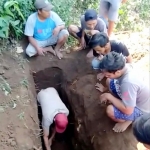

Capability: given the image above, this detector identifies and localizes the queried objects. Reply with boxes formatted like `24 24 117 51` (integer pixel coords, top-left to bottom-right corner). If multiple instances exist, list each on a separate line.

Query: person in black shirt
89 32 132 70
133 114 150 149
89 32 133 93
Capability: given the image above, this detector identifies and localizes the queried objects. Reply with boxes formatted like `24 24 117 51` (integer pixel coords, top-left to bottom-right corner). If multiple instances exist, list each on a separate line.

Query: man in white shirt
37 87 69 150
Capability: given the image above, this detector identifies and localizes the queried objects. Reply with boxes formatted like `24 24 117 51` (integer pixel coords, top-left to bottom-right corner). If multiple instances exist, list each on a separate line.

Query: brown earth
29 49 137 150
0 29 149 150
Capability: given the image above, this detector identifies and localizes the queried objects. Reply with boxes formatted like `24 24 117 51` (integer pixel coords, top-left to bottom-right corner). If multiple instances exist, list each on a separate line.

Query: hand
53 26 60 36
97 73 104 81
48 138 52 147
84 29 99 36
80 37 86 49
36 47 45 56
98 55 103 60
95 83 106 92
100 93 111 104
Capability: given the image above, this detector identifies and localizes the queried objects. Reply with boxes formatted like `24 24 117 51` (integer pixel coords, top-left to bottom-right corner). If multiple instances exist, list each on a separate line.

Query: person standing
99 0 127 37
37 87 69 150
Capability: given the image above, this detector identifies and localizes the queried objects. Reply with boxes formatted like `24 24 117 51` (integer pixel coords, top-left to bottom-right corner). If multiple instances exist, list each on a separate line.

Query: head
89 32 110 55
99 51 126 79
133 114 150 149
34 0 54 19
84 9 98 30
54 113 68 133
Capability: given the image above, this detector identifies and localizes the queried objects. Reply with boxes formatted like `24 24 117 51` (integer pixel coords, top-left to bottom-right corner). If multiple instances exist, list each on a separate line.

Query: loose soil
29 49 138 150
0 29 149 150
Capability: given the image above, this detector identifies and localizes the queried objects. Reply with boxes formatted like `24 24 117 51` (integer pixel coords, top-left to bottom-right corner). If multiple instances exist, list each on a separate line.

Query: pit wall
29 51 138 150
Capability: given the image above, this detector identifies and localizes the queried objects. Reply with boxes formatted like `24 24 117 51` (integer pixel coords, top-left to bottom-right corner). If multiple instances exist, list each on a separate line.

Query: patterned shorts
109 79 143 121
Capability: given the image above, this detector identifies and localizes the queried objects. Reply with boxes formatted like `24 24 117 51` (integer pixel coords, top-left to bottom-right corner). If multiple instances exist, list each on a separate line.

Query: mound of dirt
29 50 138 150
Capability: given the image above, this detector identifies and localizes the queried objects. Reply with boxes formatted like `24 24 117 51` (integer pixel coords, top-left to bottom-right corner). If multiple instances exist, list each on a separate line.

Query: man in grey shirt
24 0 69 59
68 9 107 58
37 87 69 150
96 51 150 133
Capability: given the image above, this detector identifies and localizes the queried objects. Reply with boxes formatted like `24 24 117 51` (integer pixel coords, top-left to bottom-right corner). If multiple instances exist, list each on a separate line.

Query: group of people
24 0 150 149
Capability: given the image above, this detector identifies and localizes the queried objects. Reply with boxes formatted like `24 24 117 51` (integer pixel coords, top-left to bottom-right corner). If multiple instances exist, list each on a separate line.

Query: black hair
99 51 125 73
89 32 109 48
133 114 150 145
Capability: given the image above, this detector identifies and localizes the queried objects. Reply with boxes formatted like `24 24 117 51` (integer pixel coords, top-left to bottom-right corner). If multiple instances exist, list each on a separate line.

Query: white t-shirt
37 87 69 131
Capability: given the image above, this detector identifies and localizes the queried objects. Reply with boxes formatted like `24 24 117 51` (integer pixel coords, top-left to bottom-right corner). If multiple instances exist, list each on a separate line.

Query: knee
106 105 114 118
26 44 37 57
68 25 75 33
92 58 100 69
58 30 69 43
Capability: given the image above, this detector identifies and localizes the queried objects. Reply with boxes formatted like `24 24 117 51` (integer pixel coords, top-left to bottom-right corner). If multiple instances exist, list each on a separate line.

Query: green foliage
0 0 149 40
0 0 35 39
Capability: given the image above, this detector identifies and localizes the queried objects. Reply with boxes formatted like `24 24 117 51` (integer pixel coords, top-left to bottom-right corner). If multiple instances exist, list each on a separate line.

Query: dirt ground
0 29 149 150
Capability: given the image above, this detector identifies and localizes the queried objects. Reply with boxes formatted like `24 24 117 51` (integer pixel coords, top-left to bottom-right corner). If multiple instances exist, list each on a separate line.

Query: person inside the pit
68 9 107 58
24 0 69 59
37 87 69 150
99 0 127 37
97 51 150 133
133 114 150 149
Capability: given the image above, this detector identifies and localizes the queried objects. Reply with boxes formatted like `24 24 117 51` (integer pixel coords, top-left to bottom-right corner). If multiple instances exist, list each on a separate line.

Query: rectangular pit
32 67 80 150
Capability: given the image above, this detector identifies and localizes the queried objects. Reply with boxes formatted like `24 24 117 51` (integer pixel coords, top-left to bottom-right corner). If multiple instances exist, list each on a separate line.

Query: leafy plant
0 0 35 39
0 0 149 41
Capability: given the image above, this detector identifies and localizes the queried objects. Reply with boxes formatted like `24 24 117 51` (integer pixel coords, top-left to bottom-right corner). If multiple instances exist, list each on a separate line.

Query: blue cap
84 9 97 22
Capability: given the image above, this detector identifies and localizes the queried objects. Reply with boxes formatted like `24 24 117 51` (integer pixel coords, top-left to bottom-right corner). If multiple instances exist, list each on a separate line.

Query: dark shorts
76 27 90 45
109 79 143 121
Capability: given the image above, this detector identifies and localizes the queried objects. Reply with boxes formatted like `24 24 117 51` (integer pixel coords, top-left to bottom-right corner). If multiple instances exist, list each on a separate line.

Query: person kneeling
98 51 150 133
37 87 69 150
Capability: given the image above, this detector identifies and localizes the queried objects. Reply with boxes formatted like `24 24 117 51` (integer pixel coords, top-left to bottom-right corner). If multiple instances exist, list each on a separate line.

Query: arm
43 129 51 150
111 82 137 114
42 118 52 150
57 24 65 30
107 94 134 114
119 42 133 63
52 11 65 29
24 15 39 50
28 36 38 49
49 127 56 144
52 12 66 35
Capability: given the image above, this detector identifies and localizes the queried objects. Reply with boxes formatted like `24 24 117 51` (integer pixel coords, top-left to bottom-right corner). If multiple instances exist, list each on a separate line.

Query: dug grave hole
30 50 138 150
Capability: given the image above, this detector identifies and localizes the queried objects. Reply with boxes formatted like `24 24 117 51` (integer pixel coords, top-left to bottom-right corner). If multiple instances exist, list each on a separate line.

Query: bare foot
56 51 63 59
95 83 107 92
43 46 56 56
97 73 105 81
113 121 132 133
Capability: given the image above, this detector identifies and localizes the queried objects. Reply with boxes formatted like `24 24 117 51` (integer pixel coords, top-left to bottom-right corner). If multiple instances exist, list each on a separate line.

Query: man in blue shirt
24 0 69 59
